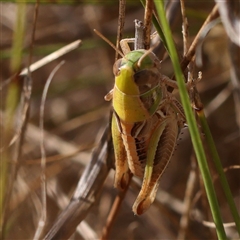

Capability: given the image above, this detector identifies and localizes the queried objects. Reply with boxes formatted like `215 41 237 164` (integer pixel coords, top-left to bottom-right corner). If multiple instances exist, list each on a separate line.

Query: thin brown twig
180 4 219 71
180 0 189 56
143 0 153 50
115 0 126 60
27 0 39 77
100 174 132 240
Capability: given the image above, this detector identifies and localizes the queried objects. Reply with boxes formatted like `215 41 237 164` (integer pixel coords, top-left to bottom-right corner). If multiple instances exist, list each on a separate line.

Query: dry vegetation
0 1 239 239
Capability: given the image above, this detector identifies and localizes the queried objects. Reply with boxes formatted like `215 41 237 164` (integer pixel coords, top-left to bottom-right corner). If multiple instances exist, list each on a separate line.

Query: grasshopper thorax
112 50 164 123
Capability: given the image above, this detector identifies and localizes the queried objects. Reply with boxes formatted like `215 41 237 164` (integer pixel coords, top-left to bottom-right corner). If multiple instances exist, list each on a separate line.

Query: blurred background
1 1 239 239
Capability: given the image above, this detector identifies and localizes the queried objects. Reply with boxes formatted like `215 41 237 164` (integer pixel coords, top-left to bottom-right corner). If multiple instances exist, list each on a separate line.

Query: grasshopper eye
134 70 159 93
113 59 122 76
134 70 158 85
134 70 149 85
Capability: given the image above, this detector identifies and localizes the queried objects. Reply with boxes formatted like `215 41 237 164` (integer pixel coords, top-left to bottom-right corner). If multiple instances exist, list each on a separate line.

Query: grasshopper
105 33 186 215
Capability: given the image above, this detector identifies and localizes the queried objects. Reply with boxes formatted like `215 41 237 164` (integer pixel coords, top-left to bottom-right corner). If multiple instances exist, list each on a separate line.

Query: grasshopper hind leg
132 110 179 215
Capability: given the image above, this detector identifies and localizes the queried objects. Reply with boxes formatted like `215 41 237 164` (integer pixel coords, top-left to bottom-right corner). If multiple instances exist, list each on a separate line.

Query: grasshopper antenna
137 41 160 68
94 29 125 58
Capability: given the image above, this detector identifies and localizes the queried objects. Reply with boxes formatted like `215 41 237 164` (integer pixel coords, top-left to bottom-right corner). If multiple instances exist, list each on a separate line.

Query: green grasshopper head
112 50 163 122
113 50 161 95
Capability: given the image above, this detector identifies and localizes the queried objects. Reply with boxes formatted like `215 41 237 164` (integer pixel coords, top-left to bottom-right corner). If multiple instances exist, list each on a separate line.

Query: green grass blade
0 0 26 234
199 110 240 235
153 0 227 238
10 2 26 72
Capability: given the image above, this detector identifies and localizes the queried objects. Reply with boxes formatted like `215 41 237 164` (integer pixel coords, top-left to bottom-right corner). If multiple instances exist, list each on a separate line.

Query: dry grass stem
143 0 153 50
181 4 219 70
20 40 81 76
34 61 65 239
